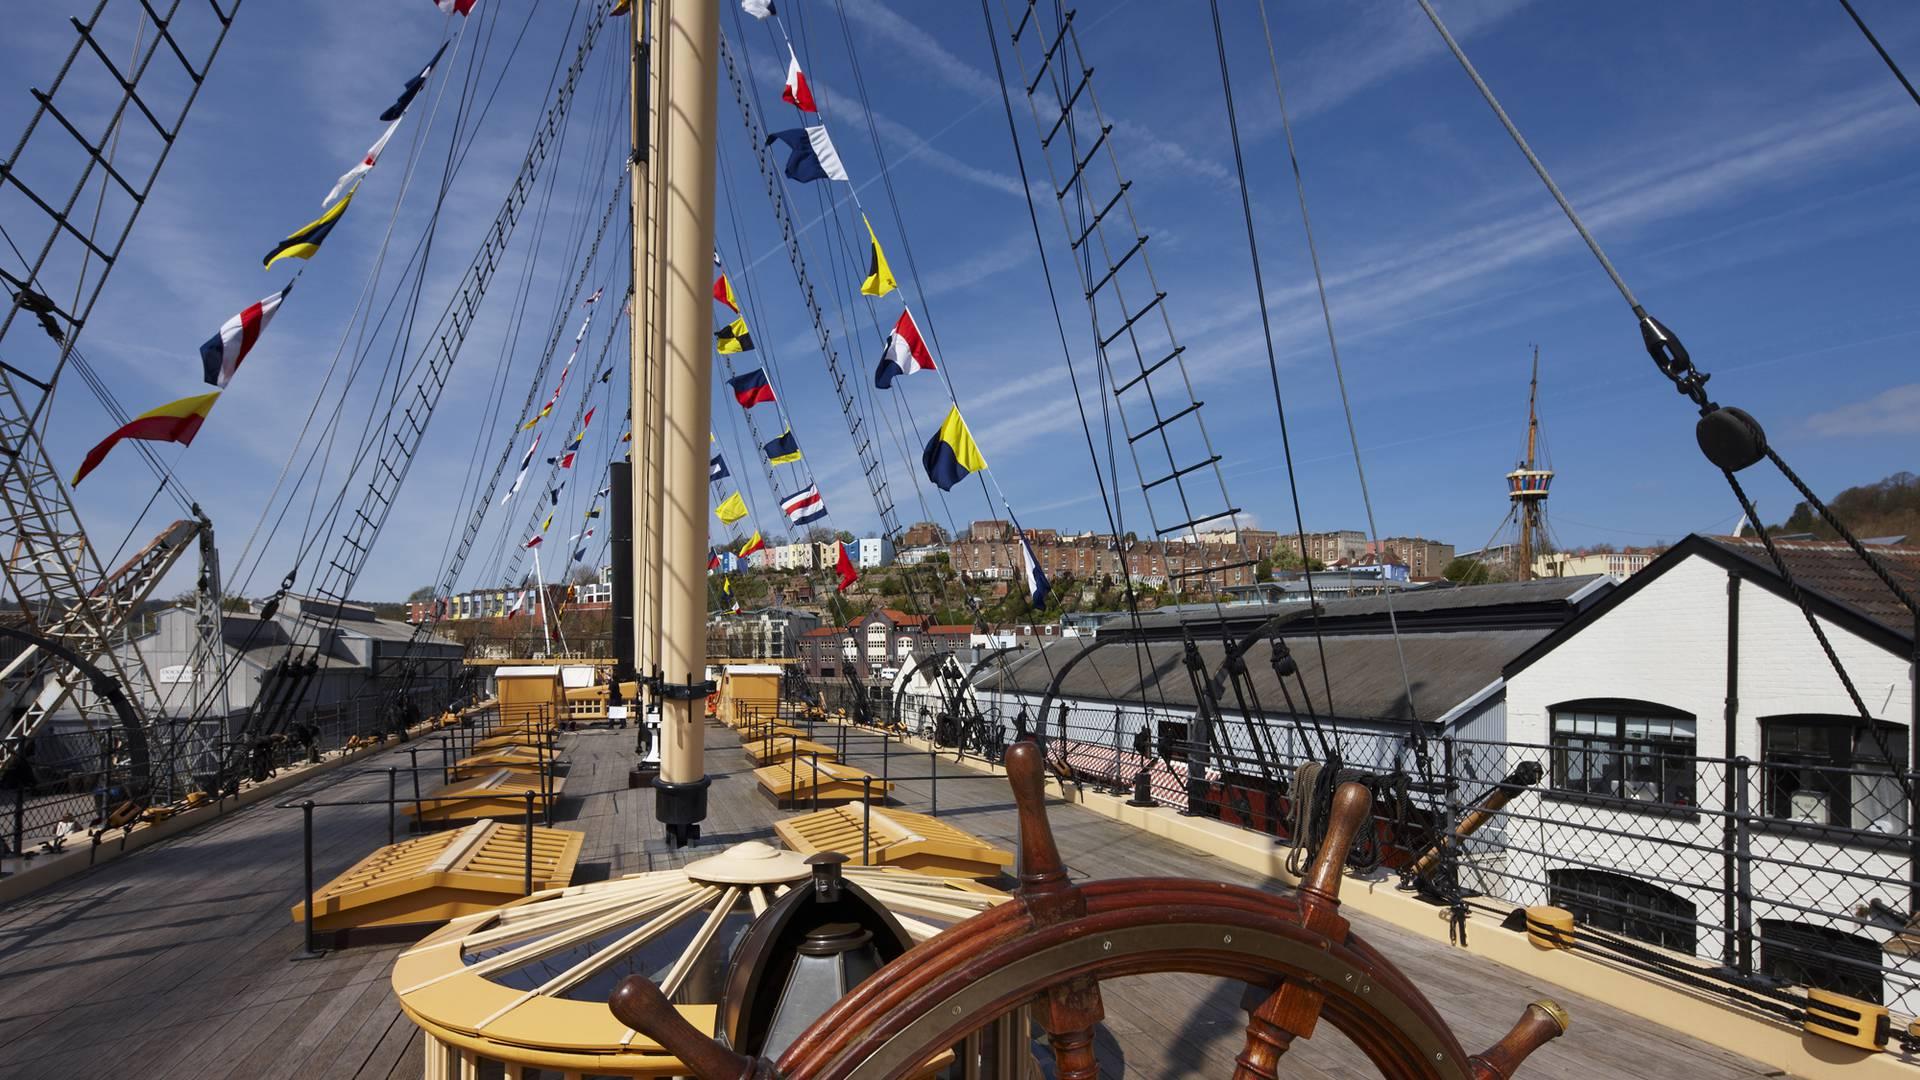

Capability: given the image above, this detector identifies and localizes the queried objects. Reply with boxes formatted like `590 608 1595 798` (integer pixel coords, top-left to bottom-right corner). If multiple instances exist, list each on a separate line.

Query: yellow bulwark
774 803 1013 880
754 759 891 807
290 821 582 932
404 768 564 824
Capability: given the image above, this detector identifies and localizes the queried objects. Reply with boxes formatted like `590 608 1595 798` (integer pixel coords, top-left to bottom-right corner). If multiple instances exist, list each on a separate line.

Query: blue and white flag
1020 529 1050 607
765 127 848 184
710 453 730 482
501 434 539 503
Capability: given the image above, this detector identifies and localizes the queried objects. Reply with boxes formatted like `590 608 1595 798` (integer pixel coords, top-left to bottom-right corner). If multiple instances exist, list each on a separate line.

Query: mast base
655 775 711 848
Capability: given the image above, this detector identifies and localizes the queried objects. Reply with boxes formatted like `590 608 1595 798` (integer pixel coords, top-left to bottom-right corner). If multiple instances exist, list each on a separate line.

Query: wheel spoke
1233 980 1324 1080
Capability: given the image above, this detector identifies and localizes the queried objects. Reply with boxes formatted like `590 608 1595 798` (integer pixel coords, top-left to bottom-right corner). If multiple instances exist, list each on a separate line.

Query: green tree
1254 558 1274 583
408 584 436 601
1443 557 1490 585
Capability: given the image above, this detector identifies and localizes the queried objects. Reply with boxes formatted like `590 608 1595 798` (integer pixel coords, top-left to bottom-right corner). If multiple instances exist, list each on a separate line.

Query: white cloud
1805 384 1920 437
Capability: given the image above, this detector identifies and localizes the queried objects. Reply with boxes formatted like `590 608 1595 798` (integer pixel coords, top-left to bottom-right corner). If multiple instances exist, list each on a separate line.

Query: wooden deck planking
0 721 1786 1079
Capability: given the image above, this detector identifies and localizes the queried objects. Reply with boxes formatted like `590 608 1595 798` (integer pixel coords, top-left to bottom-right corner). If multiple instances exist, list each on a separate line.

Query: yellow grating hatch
773 804 1014 880
740 735 838 766
291 820 583 932
448 745 556 781
754 759 890 807
404 768 565 824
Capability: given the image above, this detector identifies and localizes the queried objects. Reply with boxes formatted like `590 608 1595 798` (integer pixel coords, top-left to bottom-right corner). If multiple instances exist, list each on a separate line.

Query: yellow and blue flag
763 428 802 464
922 405 985 492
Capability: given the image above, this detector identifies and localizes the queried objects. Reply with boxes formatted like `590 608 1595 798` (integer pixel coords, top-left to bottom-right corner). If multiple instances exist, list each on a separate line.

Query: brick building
1369 537 1456 580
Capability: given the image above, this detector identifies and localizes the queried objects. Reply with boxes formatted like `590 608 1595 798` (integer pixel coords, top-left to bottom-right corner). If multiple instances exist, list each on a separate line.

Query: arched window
1549 699 1696 807
1548 867 1697 953
1759 918 1882 1003
1760 715 1907 834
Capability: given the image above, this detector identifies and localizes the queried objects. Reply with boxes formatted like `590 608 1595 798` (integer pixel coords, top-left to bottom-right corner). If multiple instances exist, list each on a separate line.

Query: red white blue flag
874 308 935 389
200 283 292 388
780 483 827 525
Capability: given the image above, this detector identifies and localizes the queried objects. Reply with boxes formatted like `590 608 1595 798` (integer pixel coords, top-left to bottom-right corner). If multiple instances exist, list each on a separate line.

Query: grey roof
1123 575 1608 630
979 628 1546 725
334 616 460 646
236 644 360 670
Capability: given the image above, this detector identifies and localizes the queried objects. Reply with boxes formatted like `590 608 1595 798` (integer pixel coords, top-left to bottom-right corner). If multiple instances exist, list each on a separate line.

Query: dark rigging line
1836 0 1920 110
1198 0 1338 717
1410 0 1640 313
1247 1 1422 735
980 0 1168 726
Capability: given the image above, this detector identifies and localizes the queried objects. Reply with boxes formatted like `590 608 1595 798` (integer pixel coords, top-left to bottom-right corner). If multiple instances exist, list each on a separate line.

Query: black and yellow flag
264 189 356 269
860 214 897 297
715 317 755 354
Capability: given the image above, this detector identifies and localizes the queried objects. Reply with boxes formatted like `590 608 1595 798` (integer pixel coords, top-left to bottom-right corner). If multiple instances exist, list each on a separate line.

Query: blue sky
4 0 1917 602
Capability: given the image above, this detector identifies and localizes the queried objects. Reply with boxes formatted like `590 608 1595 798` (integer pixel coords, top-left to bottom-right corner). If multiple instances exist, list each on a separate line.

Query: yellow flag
714 491 748 524
860 214 897 297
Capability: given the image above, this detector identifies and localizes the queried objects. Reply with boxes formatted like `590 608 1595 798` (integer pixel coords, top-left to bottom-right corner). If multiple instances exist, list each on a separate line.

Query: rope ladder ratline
989 0 1323 799
0 0 244 784
234 3 611 750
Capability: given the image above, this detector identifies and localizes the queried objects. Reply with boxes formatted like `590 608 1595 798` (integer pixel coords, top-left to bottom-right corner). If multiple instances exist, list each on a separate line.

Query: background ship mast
1505 346 1554 581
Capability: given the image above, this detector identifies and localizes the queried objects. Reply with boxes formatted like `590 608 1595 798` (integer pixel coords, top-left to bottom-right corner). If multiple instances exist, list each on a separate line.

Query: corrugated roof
1700 536 1918 642
979 628 1547 725
1124 575 1607 629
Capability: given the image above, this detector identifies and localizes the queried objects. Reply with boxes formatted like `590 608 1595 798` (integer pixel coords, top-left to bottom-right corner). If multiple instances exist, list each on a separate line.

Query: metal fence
863 681 1920 1022
1 679 469 866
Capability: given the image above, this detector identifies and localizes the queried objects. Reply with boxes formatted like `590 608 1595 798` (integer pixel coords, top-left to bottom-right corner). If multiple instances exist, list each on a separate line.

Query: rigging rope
1244 1 1425 763
1836 0 1920 111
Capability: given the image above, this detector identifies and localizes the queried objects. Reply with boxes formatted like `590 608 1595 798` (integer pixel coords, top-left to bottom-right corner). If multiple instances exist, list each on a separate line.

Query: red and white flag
782 46 816 112
432 0 478 14
835 541 859 592
200 284 292 388
523 535 543 549
873 308 935 389
324 118 401 207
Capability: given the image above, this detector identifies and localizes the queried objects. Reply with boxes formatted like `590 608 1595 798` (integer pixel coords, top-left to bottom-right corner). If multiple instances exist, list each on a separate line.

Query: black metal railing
861 685 1920 1019
0 681 473 869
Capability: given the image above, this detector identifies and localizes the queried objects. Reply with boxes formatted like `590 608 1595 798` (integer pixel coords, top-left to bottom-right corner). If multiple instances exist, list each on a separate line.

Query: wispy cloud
1275 0 1542 122
1805 384 1920 437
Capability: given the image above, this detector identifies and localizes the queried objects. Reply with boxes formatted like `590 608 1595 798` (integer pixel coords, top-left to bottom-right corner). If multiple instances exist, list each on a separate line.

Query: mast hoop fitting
656 677 716 701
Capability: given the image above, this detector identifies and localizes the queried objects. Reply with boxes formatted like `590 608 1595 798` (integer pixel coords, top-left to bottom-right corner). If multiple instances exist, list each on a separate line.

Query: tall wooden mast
630 0 718 847
1505 347 1552 581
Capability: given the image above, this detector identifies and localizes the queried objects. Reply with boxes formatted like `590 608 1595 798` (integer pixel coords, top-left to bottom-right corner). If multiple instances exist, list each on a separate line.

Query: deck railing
0 681 471 866
864 684 1920 1024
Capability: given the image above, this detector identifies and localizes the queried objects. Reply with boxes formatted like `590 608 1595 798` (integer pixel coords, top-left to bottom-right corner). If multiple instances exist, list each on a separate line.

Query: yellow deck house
715 663 782 727
773 803 1014 880
291 820 583 932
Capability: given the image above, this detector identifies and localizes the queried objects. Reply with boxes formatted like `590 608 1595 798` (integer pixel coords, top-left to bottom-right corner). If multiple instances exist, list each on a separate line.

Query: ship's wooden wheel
611 741 1567 1079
